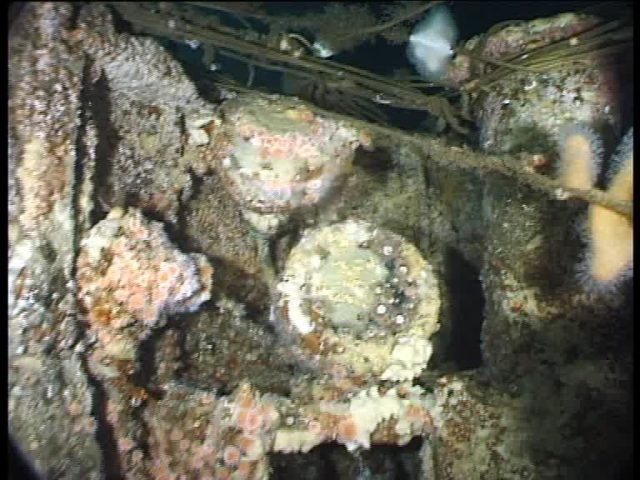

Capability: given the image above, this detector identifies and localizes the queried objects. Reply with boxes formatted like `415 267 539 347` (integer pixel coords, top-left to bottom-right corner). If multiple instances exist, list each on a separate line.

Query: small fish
407 5 458 81
184 39 201 49
312 39 335 58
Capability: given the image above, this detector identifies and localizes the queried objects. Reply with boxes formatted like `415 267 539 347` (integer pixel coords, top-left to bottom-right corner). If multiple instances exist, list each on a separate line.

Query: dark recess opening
443 247 484 369
270 437 423 480
9 434 43 480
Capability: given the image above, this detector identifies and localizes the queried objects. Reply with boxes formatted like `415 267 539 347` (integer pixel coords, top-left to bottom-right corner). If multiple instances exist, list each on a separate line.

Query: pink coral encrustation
77 207 213 334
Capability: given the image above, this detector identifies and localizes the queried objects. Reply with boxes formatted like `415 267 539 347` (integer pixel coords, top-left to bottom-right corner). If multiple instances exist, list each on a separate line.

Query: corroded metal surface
8 3 631 479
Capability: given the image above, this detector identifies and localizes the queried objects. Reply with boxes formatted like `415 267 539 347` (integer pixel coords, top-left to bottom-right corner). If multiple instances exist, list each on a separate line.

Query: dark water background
164 1 632 132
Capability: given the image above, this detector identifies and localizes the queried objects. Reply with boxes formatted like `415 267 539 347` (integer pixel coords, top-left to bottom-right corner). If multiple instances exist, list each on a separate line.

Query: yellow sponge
587 130 633 284
557 124 602 190
557 125 633 288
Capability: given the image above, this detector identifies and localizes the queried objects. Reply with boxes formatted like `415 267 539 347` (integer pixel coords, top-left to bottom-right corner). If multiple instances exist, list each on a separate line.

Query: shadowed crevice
443 246 484 369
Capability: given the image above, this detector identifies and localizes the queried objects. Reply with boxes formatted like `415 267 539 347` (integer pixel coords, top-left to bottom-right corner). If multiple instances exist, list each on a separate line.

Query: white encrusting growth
275 220 441 381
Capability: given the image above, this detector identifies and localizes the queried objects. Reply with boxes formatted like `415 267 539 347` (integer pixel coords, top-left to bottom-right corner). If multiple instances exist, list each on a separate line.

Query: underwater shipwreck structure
8 2 633 479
